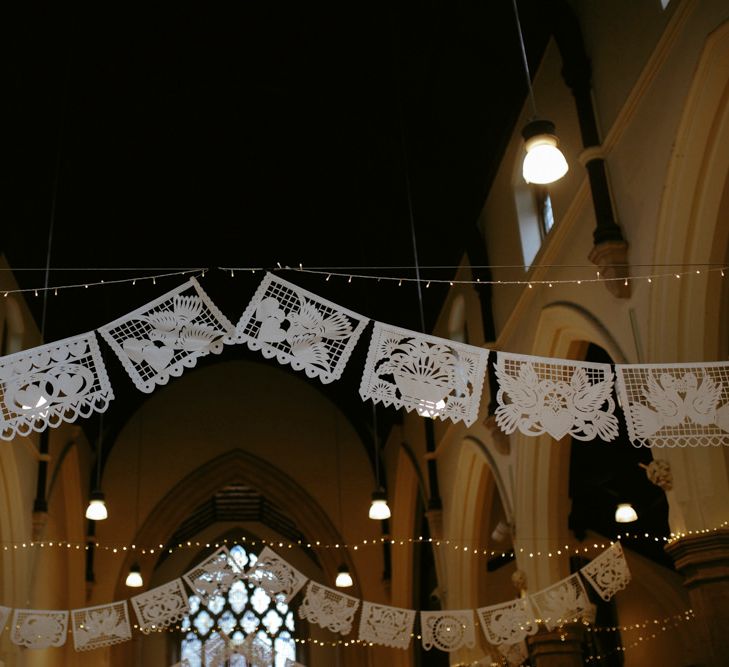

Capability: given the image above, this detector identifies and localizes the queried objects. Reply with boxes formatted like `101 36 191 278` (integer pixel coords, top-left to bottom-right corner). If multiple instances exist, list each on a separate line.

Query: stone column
665 529 729 667
527 624 585 667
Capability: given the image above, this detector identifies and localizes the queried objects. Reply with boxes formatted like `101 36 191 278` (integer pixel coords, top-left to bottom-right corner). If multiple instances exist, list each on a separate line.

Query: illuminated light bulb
522 119 569 184
615 503 638 523
85 490 108 521
368 489 391 520
335 565 353 588
125 563 143 588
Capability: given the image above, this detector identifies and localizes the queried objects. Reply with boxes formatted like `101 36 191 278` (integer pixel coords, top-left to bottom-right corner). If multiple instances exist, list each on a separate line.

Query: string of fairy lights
1 519 726 560
0 263 727 297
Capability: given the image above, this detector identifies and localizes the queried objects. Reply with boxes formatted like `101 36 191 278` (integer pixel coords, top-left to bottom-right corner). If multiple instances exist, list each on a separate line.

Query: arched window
180 545 297 666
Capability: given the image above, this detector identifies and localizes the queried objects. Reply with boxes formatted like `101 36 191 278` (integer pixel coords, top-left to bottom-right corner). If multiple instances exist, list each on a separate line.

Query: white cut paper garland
476 598 538 646
360 322 489 426
71 601 132 651
235 273 369 384
580 541 631 601
358 601 416 650
420 610 476 652
244 546 308 603
131 579 190 633
183 546 243 603
530 573 591 631
298 582 360 635
98 278 235 393
494 351 619 441
616 362 729 447
11 609 69 649
0 332 113 440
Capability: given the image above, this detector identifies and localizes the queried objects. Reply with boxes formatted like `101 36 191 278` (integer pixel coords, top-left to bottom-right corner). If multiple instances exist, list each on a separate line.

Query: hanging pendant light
511 0 569 185
615 503 638 523
85 490 108 521
125 563 144 588
522 119 569 184
335 564 353 588
369 488 391 520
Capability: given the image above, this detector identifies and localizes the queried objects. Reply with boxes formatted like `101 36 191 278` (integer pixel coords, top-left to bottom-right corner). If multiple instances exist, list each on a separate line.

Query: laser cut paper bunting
358 602 416 650
98 278 234 393
0 332 113 440
11 609 69 649
360 322 489 426
616 362 729 447
244 546 307 603
476 598 538 646
183 546 243 603
580 541 631 601
131 579 190 633
235 273 369 383
72 601 131 651
529 573 591 631
494 351 619 441
298 582 360 635
420 610 476 652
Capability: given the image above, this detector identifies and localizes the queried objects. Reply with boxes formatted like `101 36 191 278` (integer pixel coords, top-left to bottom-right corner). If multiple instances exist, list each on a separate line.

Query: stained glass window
180 545 297 666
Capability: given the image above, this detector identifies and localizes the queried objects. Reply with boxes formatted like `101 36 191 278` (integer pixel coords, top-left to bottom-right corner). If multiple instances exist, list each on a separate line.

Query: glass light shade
85 491 108 521
521 119 568 185
335 565 353 588
615 503 638 523
125 564 144 588
369 490 391 520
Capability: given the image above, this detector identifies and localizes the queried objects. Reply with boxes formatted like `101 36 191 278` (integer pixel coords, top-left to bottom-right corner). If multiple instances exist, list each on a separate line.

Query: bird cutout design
630 372 729 438
73 604 131 650
495 355 618 441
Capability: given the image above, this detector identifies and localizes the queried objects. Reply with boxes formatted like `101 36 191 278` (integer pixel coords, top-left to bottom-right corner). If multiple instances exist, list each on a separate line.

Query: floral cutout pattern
616 362 729 447
360 322 489 426
420 610 476 652
298 582 360 635
494 352 619 441
0 332 113 441
530 574 591 631
244 546 308 603
358 602 416 650
235 273 369 383
476 598 538 646
98 278 234 393
131 579 190 633
580 541 631 601
11 609 69 649
183 546 243 603
71 601 132 651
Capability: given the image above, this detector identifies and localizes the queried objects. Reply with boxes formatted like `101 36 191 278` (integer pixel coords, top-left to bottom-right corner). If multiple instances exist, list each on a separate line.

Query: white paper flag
235 273 369 383
0 332 113 440
11 609 69 649
616 362 729 447
529 573 591 630
476 597 538 646
580 542 631 601
244 546 307 603
420 610 476 652
131 579 190 633
360 322 489 426
183 546 243 603
98 277 234 393
298 581 360 635
494 351 618 441
358 601 415 649
72 601 132 651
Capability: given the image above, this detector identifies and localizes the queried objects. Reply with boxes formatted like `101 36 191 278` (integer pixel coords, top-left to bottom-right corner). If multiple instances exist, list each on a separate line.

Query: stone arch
513 302 625 589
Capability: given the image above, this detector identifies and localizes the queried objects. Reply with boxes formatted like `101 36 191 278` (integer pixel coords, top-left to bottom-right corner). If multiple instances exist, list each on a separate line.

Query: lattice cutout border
98 278 234 393
494 351 619 441
235 273 369 384
360 322 489 427
71 601 131 651
0 332 113 441
616 362 729 447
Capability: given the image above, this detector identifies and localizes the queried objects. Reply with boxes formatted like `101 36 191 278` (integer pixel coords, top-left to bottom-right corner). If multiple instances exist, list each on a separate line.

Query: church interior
2 0 729 665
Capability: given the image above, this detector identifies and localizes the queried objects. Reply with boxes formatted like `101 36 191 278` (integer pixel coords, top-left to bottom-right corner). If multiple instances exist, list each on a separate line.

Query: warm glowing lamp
335 565 353 588
368 489 391 520
125 563 144 588
615 503 638 523
85 490 108 521
522 119 569 185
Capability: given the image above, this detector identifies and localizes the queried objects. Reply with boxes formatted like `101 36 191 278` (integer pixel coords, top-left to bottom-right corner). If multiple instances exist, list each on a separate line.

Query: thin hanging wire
95 413 104 491
511 0 538 118
372 403 380 490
